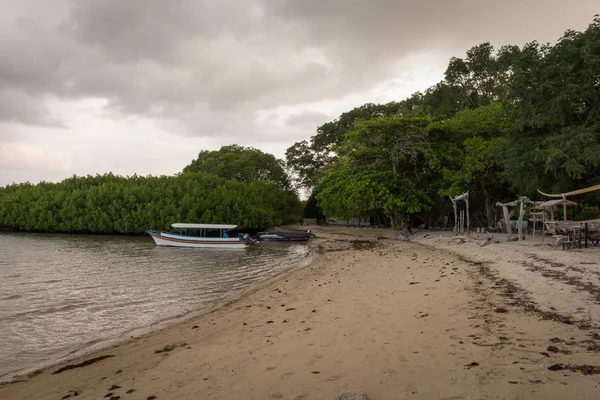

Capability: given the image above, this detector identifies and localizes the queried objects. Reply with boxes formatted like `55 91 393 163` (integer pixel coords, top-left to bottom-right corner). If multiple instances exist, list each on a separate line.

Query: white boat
147 223 253 249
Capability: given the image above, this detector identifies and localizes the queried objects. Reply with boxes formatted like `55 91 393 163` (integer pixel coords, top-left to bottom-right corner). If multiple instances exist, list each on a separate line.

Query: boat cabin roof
172 223 237 230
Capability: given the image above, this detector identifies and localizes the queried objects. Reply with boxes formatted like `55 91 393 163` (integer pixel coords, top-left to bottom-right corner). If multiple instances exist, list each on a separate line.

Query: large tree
444 42 516 109
285 102 402 191
183 145 292 192
500 16 600 195
426 103 510 228
316 116 431 229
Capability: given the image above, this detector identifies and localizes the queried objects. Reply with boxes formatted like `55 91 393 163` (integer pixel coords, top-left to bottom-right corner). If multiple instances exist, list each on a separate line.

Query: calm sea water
0 233 315 382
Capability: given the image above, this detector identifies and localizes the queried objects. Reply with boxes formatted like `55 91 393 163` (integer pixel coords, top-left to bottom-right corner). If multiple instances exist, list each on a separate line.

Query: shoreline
0 239 319 384
3 226 600 400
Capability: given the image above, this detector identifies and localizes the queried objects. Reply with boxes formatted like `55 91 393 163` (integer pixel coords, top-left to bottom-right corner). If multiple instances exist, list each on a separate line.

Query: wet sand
2 227 600 400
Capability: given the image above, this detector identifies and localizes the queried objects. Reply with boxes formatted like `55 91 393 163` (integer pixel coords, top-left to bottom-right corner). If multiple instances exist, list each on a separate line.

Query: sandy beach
2 227 600 400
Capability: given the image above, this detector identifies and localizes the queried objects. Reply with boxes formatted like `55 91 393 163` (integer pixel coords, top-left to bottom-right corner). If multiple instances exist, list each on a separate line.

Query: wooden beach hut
537 198 578 235
538 184 600 248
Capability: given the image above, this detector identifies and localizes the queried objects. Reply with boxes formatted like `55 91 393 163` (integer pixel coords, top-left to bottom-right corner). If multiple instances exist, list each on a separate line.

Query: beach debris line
547 364 600 375
53 355 115 374
104 384 123 399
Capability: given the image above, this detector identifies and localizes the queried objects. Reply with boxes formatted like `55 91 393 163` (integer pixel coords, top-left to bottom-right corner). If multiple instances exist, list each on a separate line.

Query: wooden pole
542 211 545 243
502 206 511 238
451 197 458 235
563 195 567 221
517 198 525 241
466 192 470 235
585 223 588 248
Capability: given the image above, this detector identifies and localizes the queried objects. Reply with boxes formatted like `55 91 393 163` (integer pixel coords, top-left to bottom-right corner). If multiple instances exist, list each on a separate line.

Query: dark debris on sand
548 364 600 375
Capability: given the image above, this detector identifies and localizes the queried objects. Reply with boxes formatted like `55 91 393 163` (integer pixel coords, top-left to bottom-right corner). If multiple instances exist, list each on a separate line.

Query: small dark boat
257 227 316 241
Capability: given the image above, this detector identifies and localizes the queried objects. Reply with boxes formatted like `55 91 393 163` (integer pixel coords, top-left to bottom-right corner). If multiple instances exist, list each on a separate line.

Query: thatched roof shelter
538 199 578 208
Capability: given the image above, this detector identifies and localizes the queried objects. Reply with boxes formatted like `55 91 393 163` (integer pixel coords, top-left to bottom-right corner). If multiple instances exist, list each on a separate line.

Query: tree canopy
0 158 301 234
288 15 600 229
316 116 431 229
183 145 292 192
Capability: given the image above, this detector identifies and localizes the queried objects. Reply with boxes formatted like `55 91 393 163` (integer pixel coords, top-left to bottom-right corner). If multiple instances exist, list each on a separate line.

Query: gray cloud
0 91 64 128
286 110 331 128
2 0 597 128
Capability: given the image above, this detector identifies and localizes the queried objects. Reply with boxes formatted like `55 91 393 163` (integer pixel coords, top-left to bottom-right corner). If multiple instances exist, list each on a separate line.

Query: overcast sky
0 0 597 186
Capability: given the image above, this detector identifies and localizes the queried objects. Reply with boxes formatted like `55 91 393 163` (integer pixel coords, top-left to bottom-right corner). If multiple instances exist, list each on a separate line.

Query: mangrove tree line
0 146 301 233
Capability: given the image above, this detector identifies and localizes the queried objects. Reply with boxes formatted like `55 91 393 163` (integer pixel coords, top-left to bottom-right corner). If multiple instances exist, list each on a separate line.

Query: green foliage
427 104 508 196
285 102 402 190
316 117 431 228
0 172 301 233
500 16 600 194
577 206 600 221
183 145 292 192
444 42 515 109
302 193 324 220
340 116 430 178
317 168 429 229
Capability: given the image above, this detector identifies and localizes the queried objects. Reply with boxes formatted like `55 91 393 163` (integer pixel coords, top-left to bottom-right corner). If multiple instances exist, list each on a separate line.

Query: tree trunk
451 197 458 235
502 206 511 237
465 193 470 234
481 183 494 230
391 213 411 235
518 198 525 241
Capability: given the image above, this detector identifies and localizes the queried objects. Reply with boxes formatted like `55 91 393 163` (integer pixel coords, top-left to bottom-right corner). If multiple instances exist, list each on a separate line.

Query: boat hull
148 231 247 249
258 233 309 241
